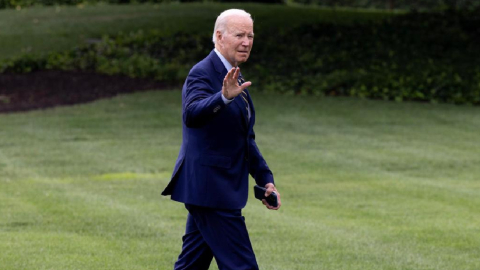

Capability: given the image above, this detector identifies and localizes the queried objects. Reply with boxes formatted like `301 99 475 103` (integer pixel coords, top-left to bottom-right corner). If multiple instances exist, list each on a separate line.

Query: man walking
162 9 281 270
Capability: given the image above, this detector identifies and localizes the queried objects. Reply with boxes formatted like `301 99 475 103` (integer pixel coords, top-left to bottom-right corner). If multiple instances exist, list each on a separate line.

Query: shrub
243 9 480 104
1 31 211 83
289 0 480 11
1 10 480 104
0 0 170 9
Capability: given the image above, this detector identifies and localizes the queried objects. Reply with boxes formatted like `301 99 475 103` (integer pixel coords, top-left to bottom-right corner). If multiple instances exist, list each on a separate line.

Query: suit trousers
173 204 259 270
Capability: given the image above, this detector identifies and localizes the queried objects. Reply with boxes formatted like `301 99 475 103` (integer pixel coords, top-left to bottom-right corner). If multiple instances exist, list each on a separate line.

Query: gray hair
212 9 253 44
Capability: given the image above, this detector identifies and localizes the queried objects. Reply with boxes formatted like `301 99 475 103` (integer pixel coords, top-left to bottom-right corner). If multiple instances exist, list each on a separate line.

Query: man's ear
216 30 223 46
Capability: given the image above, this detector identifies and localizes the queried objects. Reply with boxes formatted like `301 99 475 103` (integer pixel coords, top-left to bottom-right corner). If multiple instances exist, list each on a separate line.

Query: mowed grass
0 90 479 269
0 2 395 61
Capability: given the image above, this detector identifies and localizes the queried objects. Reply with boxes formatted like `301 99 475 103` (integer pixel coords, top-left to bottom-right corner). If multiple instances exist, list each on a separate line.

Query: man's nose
241 37 250 46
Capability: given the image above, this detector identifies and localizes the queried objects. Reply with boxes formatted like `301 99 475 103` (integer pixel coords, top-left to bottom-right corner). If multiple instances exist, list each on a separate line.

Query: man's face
217 15 254 66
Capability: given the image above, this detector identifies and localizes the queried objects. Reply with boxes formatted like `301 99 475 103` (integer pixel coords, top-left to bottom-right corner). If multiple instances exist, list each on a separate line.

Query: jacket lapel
233 95 249 128
210 50 227 88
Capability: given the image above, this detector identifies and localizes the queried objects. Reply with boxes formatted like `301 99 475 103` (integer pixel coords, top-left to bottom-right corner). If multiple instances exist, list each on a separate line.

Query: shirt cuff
221 94 234 105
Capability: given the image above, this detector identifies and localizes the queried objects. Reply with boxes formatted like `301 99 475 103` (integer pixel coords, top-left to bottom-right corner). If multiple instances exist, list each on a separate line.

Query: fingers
222 67 250 99
227 67 235 81
262 198 280 210
233 67 240 81
222 77 228 99
224 67 234 81
225 67 240 85
261 199 272 209
263 183 281 210
274 194 282 210
240 81 252 90
264 183 275 197
227 67 240 81
232 67 240 78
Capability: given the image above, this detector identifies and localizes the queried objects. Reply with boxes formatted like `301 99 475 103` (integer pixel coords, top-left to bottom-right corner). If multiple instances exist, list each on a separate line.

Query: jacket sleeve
183 69 226 128
248 129 275 187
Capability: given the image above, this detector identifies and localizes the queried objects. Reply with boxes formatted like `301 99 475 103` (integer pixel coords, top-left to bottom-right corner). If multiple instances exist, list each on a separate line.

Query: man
162 9 281 270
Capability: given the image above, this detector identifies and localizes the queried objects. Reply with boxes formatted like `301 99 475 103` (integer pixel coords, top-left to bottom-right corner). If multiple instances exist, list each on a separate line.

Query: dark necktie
237 75 250 121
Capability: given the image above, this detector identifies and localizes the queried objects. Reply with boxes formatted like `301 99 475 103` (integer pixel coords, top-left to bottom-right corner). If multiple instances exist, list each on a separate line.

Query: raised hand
221 67 252 100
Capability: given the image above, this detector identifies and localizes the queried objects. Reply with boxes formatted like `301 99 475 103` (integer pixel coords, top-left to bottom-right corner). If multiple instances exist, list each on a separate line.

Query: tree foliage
0 0 283 9
290 0 480 10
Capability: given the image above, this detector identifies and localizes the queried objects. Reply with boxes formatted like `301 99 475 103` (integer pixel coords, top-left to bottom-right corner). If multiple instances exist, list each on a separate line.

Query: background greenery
1 90 480 269
2 3 480 104
290 0 480 10
1 2 480 269
0 0 282 10
2 0 480 10
0 3 391 61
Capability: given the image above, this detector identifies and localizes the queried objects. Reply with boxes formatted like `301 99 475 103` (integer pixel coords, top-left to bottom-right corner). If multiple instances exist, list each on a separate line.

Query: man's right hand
222 67 251 100
262 183 281 210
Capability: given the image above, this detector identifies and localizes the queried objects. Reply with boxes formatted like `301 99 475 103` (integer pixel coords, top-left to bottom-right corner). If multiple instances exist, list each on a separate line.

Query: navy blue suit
162 50 274 269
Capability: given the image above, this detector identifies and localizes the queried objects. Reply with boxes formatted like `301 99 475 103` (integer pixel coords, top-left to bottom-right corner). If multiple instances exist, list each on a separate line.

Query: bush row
2 10 480 104
2 0 478 10
290 0 480 11
249 9 480 104
0 30 209 82
0 0 169 9
0 0 282 9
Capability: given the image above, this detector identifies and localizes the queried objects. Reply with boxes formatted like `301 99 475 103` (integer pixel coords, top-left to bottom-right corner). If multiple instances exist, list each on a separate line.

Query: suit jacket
161 50 274 210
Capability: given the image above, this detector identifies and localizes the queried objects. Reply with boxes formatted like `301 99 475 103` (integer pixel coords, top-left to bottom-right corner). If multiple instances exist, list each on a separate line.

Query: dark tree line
290 0 480 10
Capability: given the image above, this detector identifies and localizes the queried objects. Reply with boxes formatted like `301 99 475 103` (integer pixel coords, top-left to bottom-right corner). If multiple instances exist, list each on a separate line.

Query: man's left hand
262 183 281 210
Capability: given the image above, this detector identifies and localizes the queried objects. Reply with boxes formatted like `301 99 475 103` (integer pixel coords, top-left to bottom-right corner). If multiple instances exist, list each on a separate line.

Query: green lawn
0 2 394 61
1 2 478 269
1 90 479 269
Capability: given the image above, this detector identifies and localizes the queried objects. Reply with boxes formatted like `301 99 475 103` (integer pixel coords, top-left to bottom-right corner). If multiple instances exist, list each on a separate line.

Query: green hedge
0 31 211 81
290 0 480 11
2 10 480 104
0 0 169 9
1 0 477 10
0 0 283 9
248 10 480 104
